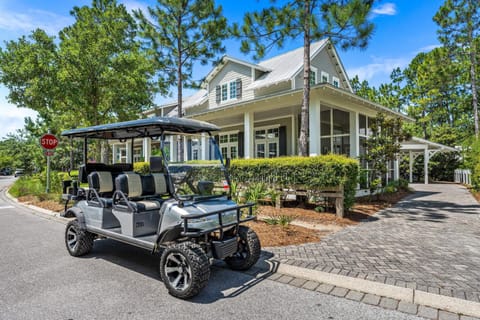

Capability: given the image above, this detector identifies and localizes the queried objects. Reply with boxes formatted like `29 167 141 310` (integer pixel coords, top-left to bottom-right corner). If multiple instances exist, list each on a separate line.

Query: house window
309 67 318 86
219 132 239 159
191 138 200 160
321 71 329 83
115 146 127 163
221 84 228 101
134 147 143 162
229 81 237 98
255 127 279 158
320 108 350 156
332 76 340 88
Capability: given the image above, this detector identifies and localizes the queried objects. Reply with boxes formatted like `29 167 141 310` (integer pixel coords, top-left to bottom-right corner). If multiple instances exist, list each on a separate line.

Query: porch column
424 147 429 184
394 156 400 181
201 133 207 160
244 111 254 158
291 114 297 156
112 144 118 164
143 137 151 162
309 99 321 156
170 136 177 162
350 111 359 158
183 136 188 162
409 151 413 183
126 141 132 163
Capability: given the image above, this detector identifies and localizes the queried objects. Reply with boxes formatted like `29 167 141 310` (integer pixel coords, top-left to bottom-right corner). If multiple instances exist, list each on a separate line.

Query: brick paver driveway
267 183 480 302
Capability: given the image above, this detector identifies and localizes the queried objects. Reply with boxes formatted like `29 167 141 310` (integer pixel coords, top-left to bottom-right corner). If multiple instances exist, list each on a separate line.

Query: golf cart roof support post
83 137 88 165
69 137 74 172
160 131 182 206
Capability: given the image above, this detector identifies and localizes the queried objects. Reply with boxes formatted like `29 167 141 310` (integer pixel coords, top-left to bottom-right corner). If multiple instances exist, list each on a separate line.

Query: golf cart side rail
181 202 256 238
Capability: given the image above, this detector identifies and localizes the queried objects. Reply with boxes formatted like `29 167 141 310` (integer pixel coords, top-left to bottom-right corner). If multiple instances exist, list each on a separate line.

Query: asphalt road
0 176 421 320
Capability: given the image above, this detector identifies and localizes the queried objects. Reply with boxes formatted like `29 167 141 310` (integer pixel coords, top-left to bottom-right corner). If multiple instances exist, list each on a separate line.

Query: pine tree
233 0 374 156
434 0 480 137
134 0 228 160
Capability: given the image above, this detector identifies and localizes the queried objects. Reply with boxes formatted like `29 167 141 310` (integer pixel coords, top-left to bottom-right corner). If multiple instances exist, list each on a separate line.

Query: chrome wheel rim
66 225 78 252
164 252 192 291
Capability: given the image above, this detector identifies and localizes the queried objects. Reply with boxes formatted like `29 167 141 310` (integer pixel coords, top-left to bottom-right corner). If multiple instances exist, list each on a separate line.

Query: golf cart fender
63 207 87 230
157 225 183 245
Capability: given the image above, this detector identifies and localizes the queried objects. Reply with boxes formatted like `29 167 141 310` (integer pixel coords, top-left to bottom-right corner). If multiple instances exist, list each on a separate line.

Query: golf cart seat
112 172 163 237
113 173 164 212
87 171 115 208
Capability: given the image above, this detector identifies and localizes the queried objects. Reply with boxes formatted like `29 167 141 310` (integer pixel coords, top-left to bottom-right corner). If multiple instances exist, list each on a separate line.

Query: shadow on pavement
81 239 277 303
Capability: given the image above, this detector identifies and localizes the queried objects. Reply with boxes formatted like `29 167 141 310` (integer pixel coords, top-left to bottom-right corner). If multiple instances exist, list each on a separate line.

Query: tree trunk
298 0 311 157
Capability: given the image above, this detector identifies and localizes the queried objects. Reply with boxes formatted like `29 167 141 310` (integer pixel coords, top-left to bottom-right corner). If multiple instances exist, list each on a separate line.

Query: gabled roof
247 39 329 90
401 137 458 153
202 56 271 86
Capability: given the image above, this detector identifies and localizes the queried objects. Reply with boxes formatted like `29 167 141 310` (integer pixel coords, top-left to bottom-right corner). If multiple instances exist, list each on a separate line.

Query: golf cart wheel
225 226 261 271
65 219 94 257
160 242 210 299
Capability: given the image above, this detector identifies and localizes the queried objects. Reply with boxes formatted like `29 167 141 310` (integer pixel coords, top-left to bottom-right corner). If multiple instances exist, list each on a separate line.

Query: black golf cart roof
61 117 220 139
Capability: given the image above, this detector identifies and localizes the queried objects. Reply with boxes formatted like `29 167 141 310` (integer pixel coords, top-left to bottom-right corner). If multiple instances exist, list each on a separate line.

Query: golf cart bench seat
79 162 133 184
112 172 169 237
113 172 169 212
87 171 116 208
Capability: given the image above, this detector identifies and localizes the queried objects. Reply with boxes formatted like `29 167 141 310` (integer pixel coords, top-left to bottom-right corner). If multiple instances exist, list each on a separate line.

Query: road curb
4 188 68 224
275 263 480 318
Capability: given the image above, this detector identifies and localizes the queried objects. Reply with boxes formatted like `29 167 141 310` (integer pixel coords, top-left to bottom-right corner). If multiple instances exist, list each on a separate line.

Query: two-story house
110 39 456 186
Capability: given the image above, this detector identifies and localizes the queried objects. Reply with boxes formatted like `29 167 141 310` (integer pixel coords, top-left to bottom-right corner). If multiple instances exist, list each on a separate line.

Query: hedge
230 155 359 209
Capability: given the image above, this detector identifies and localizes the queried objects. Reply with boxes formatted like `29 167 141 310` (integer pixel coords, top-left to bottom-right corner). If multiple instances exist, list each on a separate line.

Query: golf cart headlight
189 217 210 224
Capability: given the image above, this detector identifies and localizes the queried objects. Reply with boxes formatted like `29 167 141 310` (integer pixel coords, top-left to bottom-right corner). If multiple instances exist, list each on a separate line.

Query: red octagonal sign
40 133 59 150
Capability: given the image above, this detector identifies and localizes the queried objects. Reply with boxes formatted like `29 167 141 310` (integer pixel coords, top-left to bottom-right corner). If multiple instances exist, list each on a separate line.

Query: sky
0 0 444 139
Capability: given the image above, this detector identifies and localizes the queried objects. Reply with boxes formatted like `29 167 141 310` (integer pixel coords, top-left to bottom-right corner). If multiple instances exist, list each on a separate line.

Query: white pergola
400 137 457 184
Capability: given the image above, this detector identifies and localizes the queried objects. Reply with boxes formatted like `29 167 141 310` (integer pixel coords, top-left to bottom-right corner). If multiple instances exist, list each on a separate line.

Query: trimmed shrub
134 162 150 175
230 155 359 210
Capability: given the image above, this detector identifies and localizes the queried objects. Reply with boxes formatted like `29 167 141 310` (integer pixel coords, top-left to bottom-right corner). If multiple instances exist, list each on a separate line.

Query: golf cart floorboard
88 225 157 251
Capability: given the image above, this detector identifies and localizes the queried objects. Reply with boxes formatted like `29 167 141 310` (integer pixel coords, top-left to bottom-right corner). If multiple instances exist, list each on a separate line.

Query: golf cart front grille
181 203 255 238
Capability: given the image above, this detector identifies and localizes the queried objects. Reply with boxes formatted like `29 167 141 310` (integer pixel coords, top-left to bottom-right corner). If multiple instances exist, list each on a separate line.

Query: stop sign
40 133 59 150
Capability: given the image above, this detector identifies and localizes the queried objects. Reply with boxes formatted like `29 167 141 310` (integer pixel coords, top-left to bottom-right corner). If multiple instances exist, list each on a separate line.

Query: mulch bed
16 189 411 247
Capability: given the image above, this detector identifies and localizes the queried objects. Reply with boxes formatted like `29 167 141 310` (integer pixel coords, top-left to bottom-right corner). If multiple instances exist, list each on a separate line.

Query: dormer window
221 83 228 101
332 76 340 88
321 71 329 83
309 66 318 86
216 79 242 104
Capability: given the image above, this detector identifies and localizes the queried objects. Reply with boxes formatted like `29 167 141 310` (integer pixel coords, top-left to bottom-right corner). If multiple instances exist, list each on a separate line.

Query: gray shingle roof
247 39 328 90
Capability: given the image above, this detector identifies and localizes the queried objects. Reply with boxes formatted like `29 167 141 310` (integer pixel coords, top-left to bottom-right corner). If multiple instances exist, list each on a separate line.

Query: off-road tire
160 242 210 299
65 219 94 257
225 226 261 271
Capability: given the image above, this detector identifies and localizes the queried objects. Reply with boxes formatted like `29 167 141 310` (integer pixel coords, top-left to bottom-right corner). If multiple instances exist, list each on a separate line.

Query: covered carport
399 137 458 184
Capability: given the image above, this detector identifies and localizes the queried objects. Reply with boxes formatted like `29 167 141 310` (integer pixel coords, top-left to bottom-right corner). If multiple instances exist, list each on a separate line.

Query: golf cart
60 117 260 299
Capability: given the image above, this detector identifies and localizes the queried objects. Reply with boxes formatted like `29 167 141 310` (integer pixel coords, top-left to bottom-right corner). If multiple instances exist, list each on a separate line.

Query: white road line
0 206 14 209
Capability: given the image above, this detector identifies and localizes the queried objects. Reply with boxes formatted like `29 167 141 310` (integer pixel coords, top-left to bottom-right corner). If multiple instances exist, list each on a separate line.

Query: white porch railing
454 169 471 185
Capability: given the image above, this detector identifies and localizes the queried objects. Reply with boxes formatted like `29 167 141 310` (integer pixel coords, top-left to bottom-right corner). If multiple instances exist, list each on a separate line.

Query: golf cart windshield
163 133 230 202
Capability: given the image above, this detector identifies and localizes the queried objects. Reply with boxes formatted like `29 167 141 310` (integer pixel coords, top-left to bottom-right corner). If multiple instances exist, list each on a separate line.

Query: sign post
40 133 59 193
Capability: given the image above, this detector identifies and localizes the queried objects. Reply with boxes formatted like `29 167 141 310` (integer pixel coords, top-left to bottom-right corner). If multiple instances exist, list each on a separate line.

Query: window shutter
236 78 242 99
279 126 287 156
215 85 221 103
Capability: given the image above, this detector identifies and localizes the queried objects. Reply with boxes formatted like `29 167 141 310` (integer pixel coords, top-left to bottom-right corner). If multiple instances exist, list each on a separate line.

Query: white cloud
372 3 397 16
0 5 72 35
347 57 409 85
121 0 150 14
416 44 442 54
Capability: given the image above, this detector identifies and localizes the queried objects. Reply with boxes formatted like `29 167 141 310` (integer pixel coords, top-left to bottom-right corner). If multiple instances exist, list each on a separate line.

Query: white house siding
208 62 253 108
295 48 345 90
